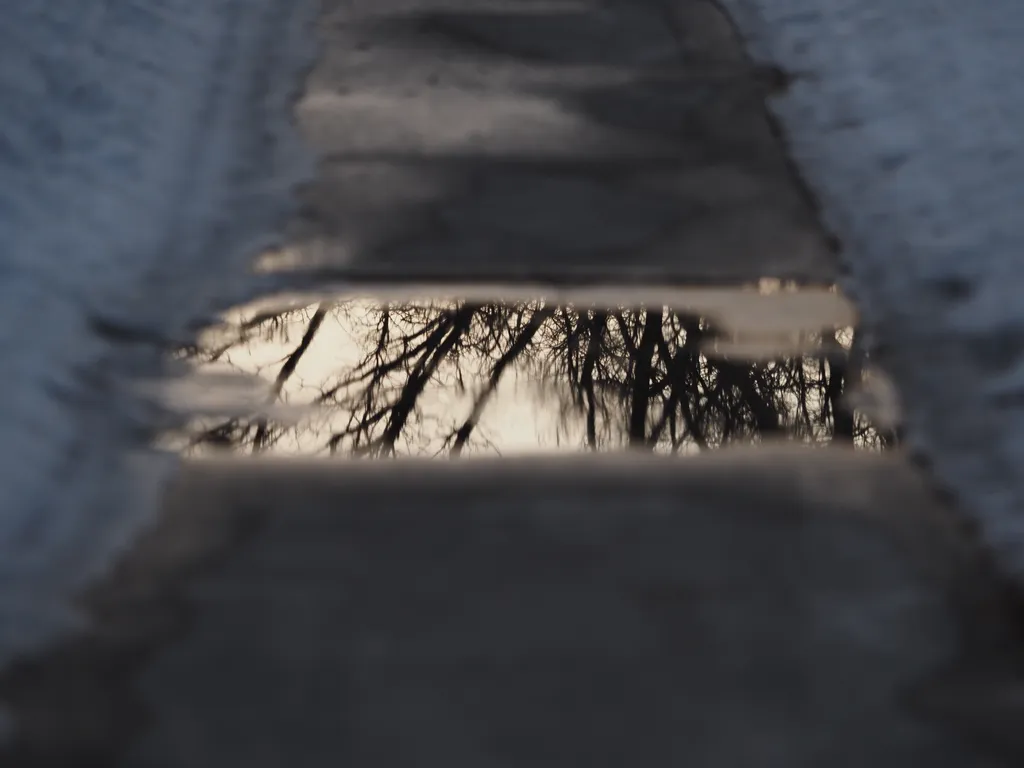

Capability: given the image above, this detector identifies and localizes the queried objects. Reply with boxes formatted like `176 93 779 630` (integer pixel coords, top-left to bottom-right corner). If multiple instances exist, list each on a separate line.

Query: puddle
156 286 899 458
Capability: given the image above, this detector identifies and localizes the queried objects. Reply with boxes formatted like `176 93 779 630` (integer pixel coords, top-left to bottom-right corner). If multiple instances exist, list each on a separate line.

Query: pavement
2 1 1023 766
272 0 837 284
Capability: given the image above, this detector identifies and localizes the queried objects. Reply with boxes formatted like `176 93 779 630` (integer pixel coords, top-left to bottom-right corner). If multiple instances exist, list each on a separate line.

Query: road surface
1 1 1023 766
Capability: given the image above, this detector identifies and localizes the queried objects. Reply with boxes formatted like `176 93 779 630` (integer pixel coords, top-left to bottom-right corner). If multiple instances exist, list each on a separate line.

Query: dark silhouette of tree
251 303 329 452
180 298 893 457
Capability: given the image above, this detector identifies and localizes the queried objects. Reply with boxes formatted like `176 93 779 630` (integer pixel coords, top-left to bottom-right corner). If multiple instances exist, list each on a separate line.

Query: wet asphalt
2 1 1022 766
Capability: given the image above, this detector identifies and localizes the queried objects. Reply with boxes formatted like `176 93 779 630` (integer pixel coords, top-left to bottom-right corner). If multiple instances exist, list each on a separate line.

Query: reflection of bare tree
184 299 890 456
450 305 556 457
252 303 328 452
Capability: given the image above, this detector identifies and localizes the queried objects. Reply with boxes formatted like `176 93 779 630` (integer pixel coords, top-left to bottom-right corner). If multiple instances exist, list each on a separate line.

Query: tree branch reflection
182 298 891 456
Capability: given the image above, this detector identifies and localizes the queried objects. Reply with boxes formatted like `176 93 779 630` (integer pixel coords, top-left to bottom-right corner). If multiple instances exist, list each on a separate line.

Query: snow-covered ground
4 0 1024 680
0 2 318 667
719 0 1024 581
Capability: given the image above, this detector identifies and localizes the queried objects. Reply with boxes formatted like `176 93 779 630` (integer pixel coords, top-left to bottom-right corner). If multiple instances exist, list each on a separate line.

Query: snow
718 0 1024 581
4 0 1024 672
0 1 318 665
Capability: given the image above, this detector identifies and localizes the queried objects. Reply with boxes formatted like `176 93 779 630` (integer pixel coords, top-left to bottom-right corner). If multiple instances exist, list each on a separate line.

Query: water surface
161 286 899 457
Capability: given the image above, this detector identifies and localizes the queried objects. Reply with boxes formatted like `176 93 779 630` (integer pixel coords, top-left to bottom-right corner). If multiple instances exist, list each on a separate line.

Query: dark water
161 286 900 457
